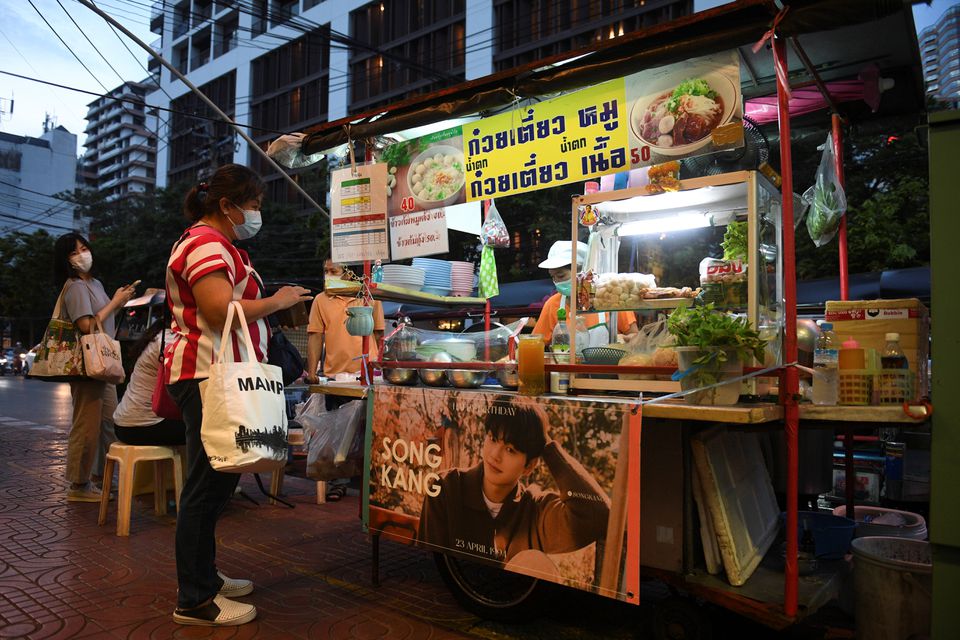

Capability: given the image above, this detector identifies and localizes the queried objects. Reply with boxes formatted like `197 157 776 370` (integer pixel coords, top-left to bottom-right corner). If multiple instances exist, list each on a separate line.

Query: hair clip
198 181 209 192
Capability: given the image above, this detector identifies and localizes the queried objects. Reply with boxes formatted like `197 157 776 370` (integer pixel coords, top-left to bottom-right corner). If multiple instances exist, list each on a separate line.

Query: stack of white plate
381 265 426 291
412 258 452 296
450 261 476 296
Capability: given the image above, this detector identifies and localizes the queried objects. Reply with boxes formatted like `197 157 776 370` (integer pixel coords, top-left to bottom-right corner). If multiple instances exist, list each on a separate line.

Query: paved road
0 376 794 639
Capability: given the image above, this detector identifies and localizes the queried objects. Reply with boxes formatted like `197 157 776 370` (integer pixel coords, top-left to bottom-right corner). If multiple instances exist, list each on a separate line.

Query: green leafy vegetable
379 139 421 168
666 78 718 113
667 303 767 383
721 221 748 261
807 178 841 239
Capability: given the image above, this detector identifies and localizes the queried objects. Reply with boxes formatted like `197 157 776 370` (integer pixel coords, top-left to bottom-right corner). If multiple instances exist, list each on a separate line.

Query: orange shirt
532 292 637 342
307 293 385 375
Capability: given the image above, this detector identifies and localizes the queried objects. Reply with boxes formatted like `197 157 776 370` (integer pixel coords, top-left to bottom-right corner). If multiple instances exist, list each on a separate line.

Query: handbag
80 316 125 384
151 315 182 420
268 328 305 386
199 301 288 473
27 283 86 381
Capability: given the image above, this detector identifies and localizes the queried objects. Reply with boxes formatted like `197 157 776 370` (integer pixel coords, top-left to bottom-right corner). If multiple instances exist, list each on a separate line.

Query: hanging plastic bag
620 318 677 380
480 199 510 248
300 399 365 481
802 133 847 247
266 132 327 169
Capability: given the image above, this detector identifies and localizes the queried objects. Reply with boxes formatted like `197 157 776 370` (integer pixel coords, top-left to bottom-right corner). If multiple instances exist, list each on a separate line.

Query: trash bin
851 536 931 640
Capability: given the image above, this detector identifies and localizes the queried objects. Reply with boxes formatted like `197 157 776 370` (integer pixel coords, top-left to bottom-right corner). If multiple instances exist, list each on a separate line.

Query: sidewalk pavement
0 417 485 639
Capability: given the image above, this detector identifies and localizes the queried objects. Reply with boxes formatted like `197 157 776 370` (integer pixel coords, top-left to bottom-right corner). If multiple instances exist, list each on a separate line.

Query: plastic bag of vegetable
300 399 365 481
802 133 847 247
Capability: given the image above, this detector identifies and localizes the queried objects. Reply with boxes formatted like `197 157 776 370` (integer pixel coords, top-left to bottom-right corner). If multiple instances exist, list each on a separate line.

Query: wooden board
369 282 485 306
307 382 368 398
587 297 695 312
799 404 930 423
692 463 723 575
641 400 782 424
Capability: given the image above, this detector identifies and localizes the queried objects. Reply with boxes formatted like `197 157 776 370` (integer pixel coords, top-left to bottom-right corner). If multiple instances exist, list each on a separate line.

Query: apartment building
0 123 78 234
919 3 960 104
148 0 691 200
81 80 159 200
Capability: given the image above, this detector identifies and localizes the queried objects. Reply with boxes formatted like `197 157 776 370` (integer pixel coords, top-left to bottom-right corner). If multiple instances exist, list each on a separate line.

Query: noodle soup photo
625 56 742 161
407 144 466 208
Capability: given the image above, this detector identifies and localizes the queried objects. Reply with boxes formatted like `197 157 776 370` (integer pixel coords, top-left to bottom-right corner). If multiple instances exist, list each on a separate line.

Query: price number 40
400 196 417 212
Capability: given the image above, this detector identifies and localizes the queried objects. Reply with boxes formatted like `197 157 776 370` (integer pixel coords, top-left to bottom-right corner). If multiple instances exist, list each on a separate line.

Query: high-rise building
919 3 960 104
0 121 78 234
148 0 691 199
81 80 159 200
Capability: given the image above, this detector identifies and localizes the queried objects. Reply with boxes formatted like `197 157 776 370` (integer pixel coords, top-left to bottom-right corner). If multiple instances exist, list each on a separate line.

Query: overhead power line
26 0 110 93
56 0 127 85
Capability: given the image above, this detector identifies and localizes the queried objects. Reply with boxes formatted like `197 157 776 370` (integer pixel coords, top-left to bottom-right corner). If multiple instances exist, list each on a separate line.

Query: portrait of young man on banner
368 387 636 599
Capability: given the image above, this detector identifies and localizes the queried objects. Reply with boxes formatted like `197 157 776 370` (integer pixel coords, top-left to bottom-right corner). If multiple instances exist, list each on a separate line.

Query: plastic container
838 338 865 370
517 335 545 396
877 369 913 404
832 505 928 540
838 369 874 405
813 322 839 405
782 511 856 560
675 347 742 406
851 537 931 640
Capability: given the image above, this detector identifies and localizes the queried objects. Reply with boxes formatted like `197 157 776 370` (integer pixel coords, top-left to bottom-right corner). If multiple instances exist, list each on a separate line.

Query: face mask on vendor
549 267 573 297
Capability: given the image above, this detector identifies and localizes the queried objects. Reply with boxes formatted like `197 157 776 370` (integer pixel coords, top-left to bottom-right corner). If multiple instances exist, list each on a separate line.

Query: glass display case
568 171 784 393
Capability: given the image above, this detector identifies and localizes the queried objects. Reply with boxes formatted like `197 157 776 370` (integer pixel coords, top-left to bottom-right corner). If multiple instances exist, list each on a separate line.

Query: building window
272 0 300 27
215 12 239 57
194 0 213 25
191 28 212 70
168 71 236 187
252 0 268 36
349 0 467 114
0 150 21 171
173 43 189 79
173 1 190 39
493 0 691 72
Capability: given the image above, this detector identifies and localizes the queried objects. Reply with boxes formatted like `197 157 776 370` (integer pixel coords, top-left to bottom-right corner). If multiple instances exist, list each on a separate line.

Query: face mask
69 251 93 274
227 205 262 240
554 280 572 296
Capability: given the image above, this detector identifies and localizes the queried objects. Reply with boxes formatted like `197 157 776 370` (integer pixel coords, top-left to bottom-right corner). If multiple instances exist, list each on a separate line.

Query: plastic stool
270 428 326 505
98 443 184 536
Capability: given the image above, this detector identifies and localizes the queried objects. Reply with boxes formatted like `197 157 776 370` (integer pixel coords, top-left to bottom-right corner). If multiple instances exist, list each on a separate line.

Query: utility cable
27 0 110 93
56 0 127 85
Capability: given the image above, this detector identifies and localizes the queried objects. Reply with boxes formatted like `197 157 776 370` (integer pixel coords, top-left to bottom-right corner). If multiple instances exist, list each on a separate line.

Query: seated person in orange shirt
305 259 385 500
532 240 637 346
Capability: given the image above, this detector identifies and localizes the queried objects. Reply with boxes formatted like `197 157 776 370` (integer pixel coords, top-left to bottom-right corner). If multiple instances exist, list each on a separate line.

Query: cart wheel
432 552 551 622
653 596 713 640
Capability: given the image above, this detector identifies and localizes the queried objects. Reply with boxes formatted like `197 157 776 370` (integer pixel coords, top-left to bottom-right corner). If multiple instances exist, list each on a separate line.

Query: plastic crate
877 369 914 404
839 369 874 405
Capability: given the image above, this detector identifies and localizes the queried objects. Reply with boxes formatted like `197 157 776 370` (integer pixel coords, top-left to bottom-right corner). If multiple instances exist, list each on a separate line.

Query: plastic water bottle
813 322 838 405
551 308 571 353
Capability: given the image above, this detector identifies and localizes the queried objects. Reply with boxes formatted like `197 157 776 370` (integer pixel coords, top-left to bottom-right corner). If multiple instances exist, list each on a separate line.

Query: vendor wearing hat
532 240 638 346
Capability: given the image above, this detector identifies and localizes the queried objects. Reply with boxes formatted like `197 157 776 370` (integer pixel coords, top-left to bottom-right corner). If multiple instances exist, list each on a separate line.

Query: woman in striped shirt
164 164 311 627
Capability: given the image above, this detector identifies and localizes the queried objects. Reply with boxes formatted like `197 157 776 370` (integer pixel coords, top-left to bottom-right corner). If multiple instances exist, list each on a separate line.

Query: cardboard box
824 298 929 398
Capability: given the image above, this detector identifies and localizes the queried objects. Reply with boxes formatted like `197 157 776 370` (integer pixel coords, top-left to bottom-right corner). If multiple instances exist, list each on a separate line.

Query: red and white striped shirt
164 224 270 384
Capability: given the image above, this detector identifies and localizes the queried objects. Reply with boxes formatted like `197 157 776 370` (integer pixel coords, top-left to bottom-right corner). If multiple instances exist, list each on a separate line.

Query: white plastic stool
98 443 184 536
270 428 326 505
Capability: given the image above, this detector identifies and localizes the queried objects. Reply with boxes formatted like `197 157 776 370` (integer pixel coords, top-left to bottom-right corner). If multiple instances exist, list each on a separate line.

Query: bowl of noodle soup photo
630 72 738 157
406 144 466 209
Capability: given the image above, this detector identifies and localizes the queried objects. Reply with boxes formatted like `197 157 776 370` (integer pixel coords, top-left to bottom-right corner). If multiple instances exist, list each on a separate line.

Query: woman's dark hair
53 232 92 284
183 163 265 222
484 398 548 462
128 317 166 365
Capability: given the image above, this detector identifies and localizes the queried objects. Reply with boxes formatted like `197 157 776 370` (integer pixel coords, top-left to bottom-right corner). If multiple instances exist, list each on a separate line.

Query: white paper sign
330 163 390 264
389 208 449 260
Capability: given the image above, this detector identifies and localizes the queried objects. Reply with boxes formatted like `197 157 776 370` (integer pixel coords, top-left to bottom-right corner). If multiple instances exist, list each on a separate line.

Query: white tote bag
80 317 125 384
200 301 288 473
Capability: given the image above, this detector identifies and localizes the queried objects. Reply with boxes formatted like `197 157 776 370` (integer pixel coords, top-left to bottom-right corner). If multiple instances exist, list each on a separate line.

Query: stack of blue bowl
412 258 452 296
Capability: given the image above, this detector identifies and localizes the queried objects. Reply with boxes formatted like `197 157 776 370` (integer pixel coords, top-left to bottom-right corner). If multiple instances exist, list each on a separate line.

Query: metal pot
448 369 489 388
383 368 418 385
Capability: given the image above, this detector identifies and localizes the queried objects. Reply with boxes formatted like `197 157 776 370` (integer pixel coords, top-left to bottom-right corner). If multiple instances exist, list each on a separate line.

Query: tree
0 230 57 345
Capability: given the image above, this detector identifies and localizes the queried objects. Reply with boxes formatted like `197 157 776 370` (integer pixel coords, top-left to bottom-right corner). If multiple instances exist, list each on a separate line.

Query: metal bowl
383 368 418 385
496 366 519 390
419 368 448 386
420 352 452 387
448 369 489 388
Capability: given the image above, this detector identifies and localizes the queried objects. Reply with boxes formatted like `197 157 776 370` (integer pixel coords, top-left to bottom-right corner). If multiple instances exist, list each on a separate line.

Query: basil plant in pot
667 304 768 405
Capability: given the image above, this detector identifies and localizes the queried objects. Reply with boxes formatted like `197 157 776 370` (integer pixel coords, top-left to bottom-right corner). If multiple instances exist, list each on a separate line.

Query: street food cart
296 0 931 635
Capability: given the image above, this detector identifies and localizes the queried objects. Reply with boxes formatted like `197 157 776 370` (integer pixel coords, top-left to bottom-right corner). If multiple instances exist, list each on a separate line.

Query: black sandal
325 485 347 502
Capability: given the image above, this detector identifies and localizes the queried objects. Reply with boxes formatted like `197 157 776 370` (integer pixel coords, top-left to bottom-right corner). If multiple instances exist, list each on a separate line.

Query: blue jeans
168 380 240 609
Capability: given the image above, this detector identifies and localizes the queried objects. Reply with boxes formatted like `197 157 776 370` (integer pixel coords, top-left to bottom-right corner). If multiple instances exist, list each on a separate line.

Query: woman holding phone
52 232 137 502
164 164 311 627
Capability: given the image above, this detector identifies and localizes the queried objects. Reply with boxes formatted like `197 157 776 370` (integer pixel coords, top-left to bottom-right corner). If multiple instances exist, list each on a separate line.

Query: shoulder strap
50 281 71 321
